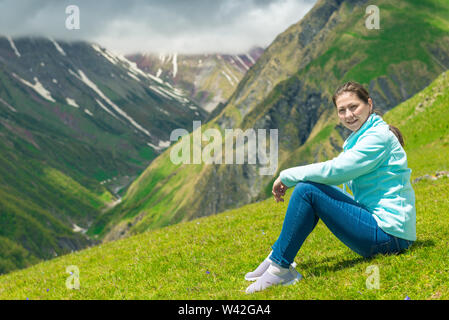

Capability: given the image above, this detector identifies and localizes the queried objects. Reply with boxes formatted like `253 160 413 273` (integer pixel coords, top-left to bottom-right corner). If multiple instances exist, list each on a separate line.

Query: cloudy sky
0 0 316 55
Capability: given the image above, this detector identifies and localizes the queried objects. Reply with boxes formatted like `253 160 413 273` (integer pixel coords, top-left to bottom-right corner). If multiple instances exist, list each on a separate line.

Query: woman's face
335 92 373 132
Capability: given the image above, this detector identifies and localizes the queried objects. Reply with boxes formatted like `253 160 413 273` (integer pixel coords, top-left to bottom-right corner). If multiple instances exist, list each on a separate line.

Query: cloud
0 0 316 54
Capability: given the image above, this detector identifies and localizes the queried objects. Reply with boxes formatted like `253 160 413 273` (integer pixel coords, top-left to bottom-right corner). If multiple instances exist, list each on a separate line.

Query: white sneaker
245 262 302 294
245 251 297 281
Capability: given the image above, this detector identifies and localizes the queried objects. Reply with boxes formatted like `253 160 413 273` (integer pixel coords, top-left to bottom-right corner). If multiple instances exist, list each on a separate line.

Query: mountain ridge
127 47 264 114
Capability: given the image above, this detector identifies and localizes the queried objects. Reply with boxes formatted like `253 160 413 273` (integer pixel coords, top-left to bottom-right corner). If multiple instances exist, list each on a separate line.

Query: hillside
127 47 264 114
0 68 447 299
0 36 208 273
95 0 449 241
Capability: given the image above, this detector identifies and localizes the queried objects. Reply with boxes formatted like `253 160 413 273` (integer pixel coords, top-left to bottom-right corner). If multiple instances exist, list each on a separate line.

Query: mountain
96 0 449 241
1 68 448 298
0 36 208 273
126 47 264 114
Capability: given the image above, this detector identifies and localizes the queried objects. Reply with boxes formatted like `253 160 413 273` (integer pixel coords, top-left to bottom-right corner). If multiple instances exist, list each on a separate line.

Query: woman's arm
279 131 391 188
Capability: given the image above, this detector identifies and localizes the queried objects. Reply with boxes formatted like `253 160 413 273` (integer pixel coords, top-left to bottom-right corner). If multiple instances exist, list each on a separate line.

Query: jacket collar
343 113 385 150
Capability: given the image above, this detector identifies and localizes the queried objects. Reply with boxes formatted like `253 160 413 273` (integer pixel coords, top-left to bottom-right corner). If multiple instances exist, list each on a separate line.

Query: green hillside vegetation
382 73 449 177
0 153 113 274
0 74 118 273
0 69 447 299
92 0 449 240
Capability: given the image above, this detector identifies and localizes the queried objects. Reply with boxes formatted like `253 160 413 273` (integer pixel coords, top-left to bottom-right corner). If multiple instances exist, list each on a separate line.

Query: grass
0 176 447 300
2 65 449 301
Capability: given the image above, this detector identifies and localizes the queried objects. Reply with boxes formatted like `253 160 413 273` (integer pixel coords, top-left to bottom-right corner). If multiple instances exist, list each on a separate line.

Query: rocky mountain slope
127 47 264 114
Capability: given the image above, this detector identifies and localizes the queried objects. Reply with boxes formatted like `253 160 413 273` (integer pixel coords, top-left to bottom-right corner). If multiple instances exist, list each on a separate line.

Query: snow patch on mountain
159 140 170 148
159 107 170 116
95 47 184 102
127 72 141 82
12 73 55 103
234 55 249 71
147 72 164 84
66 97 79 108
149 85 170 99
49 37 66 56
223 65 239 83
69 68 151 137
147 140 170 151
149 84 189 104
245 53 256 65
91 44 118 65
173 53 178 78
221 70 235 86
72 224 87 234
95 99 120 120
6 36 21 57
0 97 18 112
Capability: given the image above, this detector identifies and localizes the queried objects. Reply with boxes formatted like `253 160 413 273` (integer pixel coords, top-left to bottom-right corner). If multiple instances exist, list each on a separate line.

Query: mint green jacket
280 113 416 241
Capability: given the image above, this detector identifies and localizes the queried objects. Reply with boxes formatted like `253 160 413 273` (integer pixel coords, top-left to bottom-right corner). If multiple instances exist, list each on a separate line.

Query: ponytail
370 109 405 148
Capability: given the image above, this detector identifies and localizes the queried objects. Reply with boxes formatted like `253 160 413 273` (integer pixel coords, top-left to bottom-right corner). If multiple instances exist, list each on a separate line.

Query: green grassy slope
0 69 447 299
382 72 449 178
0 151 113 274
0 179 446 300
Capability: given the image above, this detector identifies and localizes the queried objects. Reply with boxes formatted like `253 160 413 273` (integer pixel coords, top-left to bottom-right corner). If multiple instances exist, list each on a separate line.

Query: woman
245 81 416 294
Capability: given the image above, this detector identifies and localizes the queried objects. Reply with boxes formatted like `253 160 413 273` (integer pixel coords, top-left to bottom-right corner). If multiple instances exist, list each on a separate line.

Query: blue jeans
270 181 414 268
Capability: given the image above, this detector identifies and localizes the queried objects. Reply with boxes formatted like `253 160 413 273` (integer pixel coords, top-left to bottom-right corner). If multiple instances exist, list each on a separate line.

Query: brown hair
332 81 404 147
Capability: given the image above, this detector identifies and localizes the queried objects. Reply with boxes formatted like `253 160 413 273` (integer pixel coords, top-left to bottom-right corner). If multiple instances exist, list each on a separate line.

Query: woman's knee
292 181 314 192
291 181 319 199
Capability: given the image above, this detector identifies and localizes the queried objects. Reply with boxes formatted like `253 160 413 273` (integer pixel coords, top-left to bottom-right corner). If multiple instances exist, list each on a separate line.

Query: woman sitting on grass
245 81 416 294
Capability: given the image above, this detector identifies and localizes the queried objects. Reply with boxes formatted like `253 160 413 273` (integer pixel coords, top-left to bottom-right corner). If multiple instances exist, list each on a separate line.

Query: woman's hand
272 176 288 203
